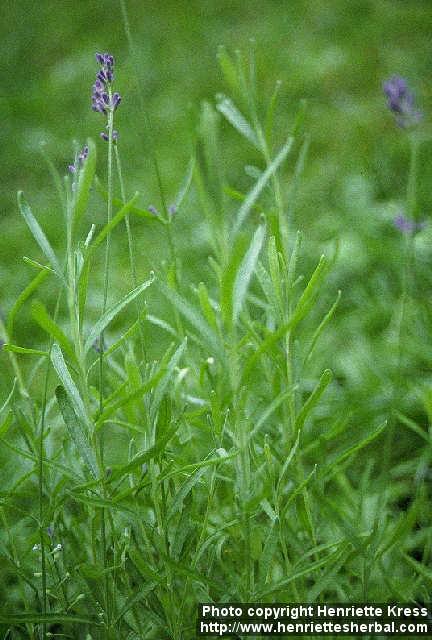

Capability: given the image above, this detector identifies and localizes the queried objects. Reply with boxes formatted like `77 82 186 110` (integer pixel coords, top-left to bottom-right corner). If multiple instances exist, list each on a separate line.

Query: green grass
1 1 432 639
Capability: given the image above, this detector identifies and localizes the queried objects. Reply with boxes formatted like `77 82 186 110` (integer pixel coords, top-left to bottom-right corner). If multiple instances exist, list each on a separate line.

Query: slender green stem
0 316 28 399
384 135 419 479
114 144 147 364
99 99 114 414
97 92 115 632
407 135 419 221
37 292 61 640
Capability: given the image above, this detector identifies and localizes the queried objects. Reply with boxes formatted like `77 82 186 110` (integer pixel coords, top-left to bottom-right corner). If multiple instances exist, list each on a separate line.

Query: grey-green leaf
216 94 260 149
17 191 63 279
233 223 266 323
234 137 293 234
50 343 90 431
72 137 96 231
84 274 154 354
55 385 98 478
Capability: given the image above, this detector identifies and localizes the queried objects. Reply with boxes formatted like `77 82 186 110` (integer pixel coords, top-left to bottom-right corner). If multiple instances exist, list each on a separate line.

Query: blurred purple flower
394 213 426 234
92 52 121 141
68 144 88 174
92 336 106 353
383 76 422 128
100 130 119 142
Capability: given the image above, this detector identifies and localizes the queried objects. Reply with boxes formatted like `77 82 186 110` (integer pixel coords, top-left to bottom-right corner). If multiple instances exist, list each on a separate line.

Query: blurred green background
2 0 432 430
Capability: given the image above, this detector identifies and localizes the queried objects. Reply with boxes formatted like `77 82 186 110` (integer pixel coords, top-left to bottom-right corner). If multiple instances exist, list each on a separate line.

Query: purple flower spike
383 76 422 128
97 69 108 84
91 52 121 115
100 130 119 142
67 144 88 175
78 145 89 162
112 93 122 110
394 214 426 234
92 52 122 141
92 101 106 114
148 205 159 216
92 336 106 353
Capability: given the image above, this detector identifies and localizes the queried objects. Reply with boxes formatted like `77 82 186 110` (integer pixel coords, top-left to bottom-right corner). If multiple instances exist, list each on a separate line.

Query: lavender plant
0 35 431 640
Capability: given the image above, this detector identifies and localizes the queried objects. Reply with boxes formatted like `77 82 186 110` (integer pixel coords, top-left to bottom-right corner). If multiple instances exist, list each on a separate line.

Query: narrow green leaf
73 137 96 230
151 338 187 421
287 230 302 290
88 191 140 257
220 234 248 328
104 320 141 358
234 138 293 234
233 223 266 324
0 612 98 625
158 449 238 482
7 270 49 337
171 510 193 561
255 261 279 318
159 282 222 357
174 157 195 211
22 256 56 273
40 145 67 213
50 344 90 431
0 378 17 415
55 385 97 479
304 290 341 364
377 501 419 559
146 314 178 339
3 344 48 357
96 350 177 429
287 135 310 223
402 552 432 584
216 94 260 149
258 520 279 586
256 544 344 597
264 79 282 149
95 178 162 222
251 388 295 440
197 282 219 331
319 421 387 479
194 100 225 218
267 236 283 315
242 262 328 381
32 300 76 363
295 369 333 434
280 465 317 520
17 191 63 279
113 581 159 625
217 45 241 98
0 411 13 437
290 254 328 328
395 411 430 444
84 274 154 354
276 432 300 494
107 423 179 483
167 467 207 521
